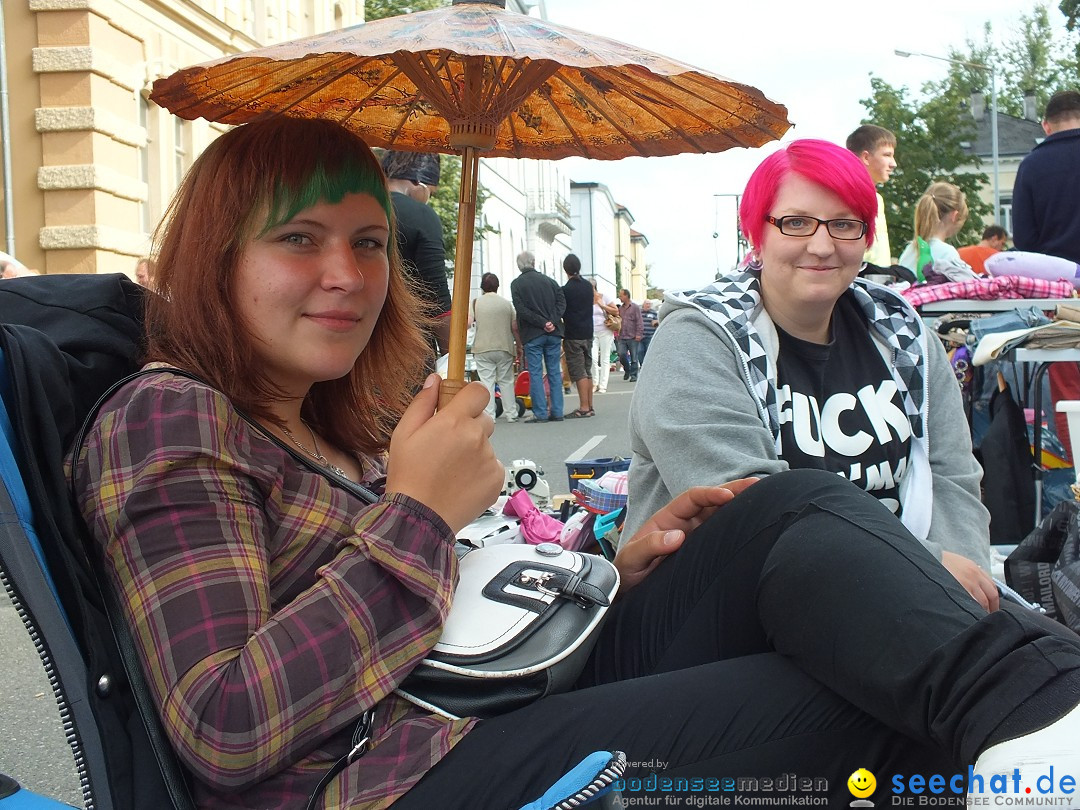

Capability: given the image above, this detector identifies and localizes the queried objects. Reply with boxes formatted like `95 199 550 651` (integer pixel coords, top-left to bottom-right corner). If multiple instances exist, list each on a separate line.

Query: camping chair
0 275 623 810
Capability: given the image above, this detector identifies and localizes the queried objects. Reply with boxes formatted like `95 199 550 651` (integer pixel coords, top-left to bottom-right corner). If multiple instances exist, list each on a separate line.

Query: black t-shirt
561 276 594 340
775 291 912 516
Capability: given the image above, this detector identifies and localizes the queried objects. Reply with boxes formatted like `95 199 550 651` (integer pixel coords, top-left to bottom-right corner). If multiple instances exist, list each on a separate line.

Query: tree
861 4 1080 260
365 0 445 19
994 5 1078 112
858 77 991 256
1062 0 1080 60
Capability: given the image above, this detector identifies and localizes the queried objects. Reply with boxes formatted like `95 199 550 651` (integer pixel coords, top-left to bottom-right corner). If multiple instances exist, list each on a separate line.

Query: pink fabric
502 488 563 544
596 470 629 494
901 275 1074 307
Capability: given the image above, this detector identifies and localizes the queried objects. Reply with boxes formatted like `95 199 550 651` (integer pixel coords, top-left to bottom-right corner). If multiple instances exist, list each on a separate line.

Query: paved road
490 375 636 500
0 373 639 804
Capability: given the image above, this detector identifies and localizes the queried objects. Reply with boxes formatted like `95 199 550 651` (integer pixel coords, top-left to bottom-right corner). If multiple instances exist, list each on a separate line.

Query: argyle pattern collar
669 269 926 443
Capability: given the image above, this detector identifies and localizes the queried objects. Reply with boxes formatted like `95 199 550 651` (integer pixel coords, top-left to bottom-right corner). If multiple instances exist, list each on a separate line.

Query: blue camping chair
0 276 624 810
0 354 624 809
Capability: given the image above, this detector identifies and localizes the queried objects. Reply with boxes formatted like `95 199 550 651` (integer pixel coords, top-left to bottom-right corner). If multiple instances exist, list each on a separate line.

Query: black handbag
398 542 620 719
1005 499 1080 632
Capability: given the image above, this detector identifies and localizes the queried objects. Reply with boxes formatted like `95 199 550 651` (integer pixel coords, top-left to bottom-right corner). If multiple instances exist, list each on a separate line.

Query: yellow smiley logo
848 768 876 799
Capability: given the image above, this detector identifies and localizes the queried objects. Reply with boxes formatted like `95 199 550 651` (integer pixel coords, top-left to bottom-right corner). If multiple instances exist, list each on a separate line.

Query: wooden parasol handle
439 141 482 409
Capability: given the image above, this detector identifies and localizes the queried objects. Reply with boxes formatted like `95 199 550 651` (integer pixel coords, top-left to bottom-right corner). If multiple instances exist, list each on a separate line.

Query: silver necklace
281 421 350 480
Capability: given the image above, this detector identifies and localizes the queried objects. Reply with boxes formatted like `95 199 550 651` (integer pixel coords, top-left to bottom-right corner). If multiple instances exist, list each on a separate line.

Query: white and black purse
398 542 620 718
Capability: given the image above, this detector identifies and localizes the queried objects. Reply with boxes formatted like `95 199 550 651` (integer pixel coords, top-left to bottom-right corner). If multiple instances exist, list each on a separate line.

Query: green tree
994 5 1078 112
365 0 445 19
1061 0 1080 59
1066 0 1080 27
861 4 1080 261
858 77 991 256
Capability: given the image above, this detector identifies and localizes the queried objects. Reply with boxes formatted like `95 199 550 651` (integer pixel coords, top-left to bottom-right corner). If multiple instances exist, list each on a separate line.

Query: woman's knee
743 468 867 512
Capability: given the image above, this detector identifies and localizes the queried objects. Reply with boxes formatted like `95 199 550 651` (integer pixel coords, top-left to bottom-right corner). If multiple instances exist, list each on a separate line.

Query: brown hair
1044 90 1080 125
144 116 430 456
845 124 896 155
911 181 968 249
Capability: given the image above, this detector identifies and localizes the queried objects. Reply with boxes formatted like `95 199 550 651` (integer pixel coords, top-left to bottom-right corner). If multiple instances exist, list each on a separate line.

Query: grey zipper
0 568 95 810
552 750 626 809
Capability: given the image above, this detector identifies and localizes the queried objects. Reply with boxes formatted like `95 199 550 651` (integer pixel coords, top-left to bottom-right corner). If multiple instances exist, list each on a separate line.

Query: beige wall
629 233 648 300
1 0 361 276
614 206 632 296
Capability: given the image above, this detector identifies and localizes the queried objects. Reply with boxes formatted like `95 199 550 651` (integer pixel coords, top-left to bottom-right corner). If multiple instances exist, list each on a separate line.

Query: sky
540 0 1066 292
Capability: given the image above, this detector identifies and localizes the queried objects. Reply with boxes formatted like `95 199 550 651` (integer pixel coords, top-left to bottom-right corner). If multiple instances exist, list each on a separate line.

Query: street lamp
713 193 743 274
895 48 1000 225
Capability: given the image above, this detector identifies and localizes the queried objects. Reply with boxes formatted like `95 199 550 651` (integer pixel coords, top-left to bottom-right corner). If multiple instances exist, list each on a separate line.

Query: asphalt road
0 373 638 804
490 375 636 501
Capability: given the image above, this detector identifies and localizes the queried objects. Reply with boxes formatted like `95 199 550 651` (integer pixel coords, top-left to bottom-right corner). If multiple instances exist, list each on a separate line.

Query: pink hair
739 139 878 252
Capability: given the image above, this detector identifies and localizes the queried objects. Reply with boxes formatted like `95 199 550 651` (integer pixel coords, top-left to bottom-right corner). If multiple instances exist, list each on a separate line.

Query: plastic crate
565 456 630 492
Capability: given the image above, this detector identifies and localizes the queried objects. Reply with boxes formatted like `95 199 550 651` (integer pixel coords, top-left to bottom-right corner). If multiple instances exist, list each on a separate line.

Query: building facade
1 0 643 307
569 180 618 298
959 91 1045 235
1 0 368 276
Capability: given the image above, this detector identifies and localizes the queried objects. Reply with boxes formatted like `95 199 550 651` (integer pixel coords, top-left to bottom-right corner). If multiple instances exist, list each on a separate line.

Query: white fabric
592 293 616 332
592 329 614 391
898 238 977 282
474 350 516 421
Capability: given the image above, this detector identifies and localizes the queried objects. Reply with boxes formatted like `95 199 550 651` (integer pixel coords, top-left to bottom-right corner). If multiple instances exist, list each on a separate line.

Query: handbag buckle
523 570 608 609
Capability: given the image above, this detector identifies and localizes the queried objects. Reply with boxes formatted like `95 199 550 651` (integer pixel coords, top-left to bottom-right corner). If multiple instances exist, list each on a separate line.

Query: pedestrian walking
616 289 643 382
470 272 519 423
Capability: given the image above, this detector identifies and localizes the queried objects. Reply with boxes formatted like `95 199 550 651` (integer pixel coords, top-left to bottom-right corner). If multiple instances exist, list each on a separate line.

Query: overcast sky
540 0 1065 292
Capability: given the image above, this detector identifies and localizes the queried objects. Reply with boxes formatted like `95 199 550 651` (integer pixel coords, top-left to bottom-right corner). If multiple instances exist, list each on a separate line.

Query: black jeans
394 470 1080 809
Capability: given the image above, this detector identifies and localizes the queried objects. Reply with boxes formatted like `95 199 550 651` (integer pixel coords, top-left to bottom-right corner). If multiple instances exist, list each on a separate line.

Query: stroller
513 369 555 419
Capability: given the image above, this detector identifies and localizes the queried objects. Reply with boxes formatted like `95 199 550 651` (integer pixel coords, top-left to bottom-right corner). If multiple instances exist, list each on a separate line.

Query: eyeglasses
765 215 867 240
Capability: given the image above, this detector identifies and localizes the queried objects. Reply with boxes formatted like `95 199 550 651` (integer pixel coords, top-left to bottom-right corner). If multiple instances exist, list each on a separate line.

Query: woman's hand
614 479 759 592
385 374 504 534
941 551 1000 612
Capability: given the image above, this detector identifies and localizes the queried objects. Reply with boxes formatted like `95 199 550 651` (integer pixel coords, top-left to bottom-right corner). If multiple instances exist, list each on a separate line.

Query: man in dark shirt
561 254 595 417
1012 90 1080 264
381 150 452 358
640 299 658 364
510 251 565 423
1011 90 1080 459
616 289 643 382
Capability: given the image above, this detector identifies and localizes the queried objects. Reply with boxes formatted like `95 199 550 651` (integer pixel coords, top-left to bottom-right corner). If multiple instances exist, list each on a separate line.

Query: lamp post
895 49 1000 225
713 193 743 275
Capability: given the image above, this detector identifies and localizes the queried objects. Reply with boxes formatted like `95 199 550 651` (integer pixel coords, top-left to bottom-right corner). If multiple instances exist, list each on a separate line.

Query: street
0 373 637 803
490 375 636 501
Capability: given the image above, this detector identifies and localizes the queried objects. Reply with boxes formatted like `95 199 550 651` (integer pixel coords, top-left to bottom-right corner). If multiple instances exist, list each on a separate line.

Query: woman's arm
922 330 993 571
626 308 786 538
73 377 458 789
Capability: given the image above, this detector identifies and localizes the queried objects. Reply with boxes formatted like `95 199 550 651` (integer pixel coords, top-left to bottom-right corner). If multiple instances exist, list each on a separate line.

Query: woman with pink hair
629 139 993 608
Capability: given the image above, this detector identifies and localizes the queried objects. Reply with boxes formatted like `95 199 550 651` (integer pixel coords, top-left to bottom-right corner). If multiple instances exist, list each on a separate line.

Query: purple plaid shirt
70 371 475 809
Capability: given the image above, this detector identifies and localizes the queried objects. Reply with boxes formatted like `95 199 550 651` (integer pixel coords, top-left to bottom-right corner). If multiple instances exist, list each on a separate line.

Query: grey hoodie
626 269 991 570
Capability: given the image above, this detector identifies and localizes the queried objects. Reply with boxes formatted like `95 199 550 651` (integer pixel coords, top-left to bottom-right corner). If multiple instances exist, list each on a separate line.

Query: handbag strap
302 707 376 810
70 367 382 806
69 366 380 505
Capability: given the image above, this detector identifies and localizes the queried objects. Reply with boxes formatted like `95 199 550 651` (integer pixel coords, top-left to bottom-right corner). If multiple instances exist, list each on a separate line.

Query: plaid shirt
70 371 474 809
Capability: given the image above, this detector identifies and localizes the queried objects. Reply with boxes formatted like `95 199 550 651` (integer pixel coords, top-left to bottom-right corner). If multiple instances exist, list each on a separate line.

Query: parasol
150 0 791 405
